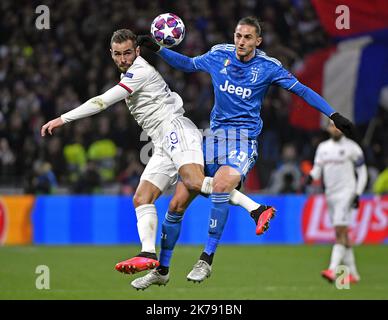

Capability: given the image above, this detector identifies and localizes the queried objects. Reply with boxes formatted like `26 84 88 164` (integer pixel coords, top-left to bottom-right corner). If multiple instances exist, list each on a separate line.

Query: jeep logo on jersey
219 80 252 99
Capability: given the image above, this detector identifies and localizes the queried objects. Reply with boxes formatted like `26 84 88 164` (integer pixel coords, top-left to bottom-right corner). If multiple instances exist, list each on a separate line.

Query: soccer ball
150 13 185 48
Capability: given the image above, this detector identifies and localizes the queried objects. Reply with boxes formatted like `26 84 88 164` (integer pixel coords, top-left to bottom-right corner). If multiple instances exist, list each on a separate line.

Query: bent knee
133 192 153 208
181 176 203 193
168 197 188 214
212 180 235 193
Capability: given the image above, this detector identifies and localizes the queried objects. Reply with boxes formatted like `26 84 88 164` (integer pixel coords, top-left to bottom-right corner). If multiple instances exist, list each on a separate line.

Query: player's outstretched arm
137 35 197 72
41 85 129 137
290 82 356 139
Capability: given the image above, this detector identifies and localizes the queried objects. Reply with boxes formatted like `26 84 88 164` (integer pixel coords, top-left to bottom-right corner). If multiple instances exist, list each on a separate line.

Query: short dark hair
110 29 137 47
237 16 261 36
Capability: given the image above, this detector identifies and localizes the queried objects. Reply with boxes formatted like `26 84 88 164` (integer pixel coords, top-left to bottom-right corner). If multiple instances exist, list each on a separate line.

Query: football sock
136 251 157 260
200 176 261 212
328 243 346 270
343 247 360 277
159 211 184 269
156 265 169 276
204 193 230 256
135 204 158 254
230 189 261 212
200 252 214 265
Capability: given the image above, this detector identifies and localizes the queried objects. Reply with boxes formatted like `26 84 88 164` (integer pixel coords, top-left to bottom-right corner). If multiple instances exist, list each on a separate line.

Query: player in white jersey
307 121 367 284
41 29 270 275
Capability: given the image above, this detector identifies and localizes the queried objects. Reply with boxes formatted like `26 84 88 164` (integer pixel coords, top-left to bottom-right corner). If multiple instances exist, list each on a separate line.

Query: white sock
200 176 261 212
135 204 158 253
230 189 260 212
328 243 346 271
343 247 360 278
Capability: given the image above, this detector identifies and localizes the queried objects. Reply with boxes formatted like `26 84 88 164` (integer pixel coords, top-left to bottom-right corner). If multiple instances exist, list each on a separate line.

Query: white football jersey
310 136 365 196
118 56 184 141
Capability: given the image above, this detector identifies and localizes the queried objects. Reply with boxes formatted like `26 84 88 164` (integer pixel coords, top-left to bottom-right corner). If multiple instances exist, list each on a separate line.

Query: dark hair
110 29 137 47
237 16 261 36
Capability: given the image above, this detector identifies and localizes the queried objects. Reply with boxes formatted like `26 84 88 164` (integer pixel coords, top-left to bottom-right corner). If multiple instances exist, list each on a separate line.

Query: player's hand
351 194 360 209
137 35 161 52
41 117 64 137
305 175 313 186
330 112 356 139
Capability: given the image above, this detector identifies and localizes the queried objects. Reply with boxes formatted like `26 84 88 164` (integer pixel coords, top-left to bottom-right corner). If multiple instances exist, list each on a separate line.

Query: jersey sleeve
310 144 324 180
158 48 197 72
192 50 214 72
61 85 129 123
351 142 367 194
271 64 335 117
350 142 365 167
118 64 148 95
270 64 299 91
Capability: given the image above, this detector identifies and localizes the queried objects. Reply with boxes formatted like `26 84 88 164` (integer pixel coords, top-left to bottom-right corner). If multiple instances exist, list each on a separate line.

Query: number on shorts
169 131 179 145
228 150 247 162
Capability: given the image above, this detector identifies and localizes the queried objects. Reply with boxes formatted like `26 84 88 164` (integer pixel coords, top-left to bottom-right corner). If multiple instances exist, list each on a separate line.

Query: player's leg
131 181 197 290
187 164 240 282
115 180 162 274
187 133 275 282
340 223 360 283
322 196 355 283
328 225 348 270
133 180 162 256
115 147 176 275
158 181 198 274
179 162 272 229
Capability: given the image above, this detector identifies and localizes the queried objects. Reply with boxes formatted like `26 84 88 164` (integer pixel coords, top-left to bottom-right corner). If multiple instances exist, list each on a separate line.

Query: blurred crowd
1 0 387 195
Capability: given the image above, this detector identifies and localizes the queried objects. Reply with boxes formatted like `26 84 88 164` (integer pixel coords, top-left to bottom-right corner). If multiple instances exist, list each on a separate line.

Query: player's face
327 121 343 140
234 24 262 62
111 40 140 73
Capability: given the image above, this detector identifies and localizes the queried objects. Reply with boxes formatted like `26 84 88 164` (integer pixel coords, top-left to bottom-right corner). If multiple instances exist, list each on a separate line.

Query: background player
132 16 356 289
41 28 271 276
307 121 367 284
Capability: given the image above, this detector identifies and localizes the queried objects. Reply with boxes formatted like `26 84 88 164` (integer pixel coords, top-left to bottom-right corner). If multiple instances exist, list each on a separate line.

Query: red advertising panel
302 195 388 244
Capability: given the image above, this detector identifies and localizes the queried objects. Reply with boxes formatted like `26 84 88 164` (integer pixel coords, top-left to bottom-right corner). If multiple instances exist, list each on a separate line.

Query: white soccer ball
150 13 185 48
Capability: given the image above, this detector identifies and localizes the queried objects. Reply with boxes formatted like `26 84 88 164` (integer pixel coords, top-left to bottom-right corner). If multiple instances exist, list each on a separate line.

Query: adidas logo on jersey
219 80 252 99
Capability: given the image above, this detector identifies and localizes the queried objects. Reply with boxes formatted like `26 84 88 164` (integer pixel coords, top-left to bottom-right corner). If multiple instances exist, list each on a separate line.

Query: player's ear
135 45 140 56
256 37 262 47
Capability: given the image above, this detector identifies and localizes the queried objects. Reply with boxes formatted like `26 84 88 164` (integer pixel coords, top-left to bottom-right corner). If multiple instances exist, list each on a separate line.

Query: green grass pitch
0 245 387 300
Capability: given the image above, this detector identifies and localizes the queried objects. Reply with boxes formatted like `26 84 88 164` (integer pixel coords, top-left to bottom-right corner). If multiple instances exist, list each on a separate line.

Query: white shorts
140 116 204 192
326 193 355 227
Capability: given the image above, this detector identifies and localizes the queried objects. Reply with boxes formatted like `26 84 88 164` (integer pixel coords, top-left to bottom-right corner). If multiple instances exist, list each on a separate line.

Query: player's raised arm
137 35 197 72
41 85 129 137
291 82 356 139
271 64 356 139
